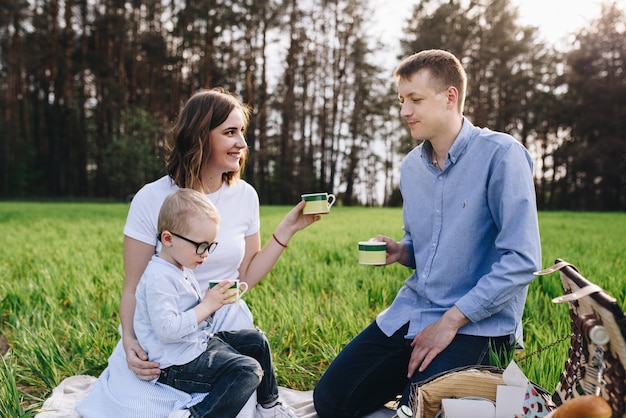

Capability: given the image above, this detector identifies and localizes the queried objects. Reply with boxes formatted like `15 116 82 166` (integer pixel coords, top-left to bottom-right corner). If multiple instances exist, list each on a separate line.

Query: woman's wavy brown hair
165 88 251 191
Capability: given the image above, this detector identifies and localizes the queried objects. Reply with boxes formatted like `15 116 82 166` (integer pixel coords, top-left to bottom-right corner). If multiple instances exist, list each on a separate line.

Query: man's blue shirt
376 117 541 343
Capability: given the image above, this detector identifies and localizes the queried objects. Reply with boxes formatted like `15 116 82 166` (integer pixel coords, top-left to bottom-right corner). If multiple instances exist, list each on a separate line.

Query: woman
77 89 320 417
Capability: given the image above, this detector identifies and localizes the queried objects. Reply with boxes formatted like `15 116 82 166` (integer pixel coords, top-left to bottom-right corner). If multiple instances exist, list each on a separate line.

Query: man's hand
374 235 409 265
407 306 469 378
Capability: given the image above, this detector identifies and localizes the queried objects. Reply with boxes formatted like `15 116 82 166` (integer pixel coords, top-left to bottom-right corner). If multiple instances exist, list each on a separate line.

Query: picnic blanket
35 375 395 418
32 301 393 417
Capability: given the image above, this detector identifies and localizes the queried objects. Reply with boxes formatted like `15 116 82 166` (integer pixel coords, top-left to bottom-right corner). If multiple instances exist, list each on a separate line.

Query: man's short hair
394 49 467 112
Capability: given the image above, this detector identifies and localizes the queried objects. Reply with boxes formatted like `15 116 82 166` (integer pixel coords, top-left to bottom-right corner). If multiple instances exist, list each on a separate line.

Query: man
313 49 541 418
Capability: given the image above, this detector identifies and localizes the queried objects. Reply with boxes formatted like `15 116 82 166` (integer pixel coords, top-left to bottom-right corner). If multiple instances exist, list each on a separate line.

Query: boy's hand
204 280 238 307
195 281 237 323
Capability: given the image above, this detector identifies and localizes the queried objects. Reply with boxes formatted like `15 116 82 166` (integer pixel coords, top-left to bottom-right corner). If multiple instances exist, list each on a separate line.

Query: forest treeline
1 0 625 210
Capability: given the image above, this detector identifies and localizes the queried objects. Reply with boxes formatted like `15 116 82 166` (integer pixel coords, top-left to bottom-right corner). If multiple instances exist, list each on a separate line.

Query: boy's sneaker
255 401 297 418
168 410 191 418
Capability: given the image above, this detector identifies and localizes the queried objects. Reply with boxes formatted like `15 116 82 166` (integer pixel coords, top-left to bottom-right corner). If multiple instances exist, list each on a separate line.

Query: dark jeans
157 328 279 418
313 321 511 418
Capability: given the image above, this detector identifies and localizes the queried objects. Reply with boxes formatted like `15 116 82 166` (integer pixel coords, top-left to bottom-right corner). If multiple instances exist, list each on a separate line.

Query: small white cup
358 241 387 265
208 280 248 301
302 192 336 214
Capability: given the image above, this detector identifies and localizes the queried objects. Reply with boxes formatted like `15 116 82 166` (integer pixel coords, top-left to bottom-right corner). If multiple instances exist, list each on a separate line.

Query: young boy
133 188 296 418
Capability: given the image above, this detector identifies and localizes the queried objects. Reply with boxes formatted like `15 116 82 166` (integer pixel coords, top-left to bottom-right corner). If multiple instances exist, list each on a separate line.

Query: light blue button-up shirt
376 117 541 344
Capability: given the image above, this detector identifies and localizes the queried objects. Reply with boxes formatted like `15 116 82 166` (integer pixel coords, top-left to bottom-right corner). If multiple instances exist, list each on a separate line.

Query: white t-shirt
124 175 261 293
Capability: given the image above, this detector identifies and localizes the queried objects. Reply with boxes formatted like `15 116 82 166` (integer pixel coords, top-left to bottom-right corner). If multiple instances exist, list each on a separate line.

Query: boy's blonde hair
158 188 220 236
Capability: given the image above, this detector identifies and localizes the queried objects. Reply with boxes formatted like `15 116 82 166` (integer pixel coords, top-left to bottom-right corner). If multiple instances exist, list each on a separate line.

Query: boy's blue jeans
313 321 511 418
157 328 278 418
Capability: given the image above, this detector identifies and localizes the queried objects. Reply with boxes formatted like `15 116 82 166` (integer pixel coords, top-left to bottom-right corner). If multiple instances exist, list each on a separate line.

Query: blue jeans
313 321 511 418
157 329 279 418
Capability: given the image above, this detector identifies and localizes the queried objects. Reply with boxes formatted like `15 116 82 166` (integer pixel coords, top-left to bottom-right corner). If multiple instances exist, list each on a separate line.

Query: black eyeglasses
168 231 218 255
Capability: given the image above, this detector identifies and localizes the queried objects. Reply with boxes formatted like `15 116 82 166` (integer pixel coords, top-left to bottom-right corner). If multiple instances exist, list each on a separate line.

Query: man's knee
313 380 348 418
312 384 332 418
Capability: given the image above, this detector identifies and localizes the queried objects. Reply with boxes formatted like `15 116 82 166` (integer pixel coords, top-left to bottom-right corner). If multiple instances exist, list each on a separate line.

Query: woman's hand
271 200 321 247
123 336 161 380
282 200 321 234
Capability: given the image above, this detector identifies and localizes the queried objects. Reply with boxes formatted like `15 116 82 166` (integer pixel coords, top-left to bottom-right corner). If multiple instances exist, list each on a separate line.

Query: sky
370 0 625 50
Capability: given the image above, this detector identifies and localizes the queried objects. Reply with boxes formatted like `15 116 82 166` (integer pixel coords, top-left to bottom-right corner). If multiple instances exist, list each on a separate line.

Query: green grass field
0 202 625 416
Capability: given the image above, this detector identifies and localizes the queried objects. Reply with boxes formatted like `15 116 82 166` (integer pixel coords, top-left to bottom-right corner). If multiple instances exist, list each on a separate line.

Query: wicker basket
535 260 626 418
407 365 553 418
408 260 626 418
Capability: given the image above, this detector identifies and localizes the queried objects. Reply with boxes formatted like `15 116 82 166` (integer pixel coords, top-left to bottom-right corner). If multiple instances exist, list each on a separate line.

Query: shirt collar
446 116 475 166
420 116 475 167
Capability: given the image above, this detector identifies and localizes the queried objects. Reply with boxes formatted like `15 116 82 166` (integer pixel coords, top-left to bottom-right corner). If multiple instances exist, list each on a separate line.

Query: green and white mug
301 192 336 214
358 241 387 265
208 280 248 301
